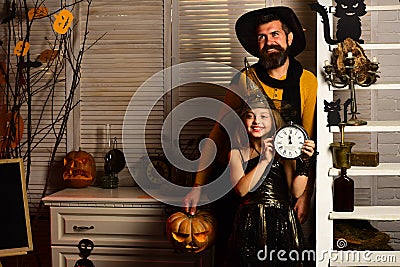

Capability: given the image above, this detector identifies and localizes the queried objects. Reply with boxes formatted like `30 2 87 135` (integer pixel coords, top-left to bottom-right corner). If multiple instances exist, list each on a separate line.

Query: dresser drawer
52 246 212 267
50 206 171 248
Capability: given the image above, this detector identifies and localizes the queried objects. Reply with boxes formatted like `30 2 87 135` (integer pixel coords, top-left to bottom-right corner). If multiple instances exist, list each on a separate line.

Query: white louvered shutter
78 0 165 186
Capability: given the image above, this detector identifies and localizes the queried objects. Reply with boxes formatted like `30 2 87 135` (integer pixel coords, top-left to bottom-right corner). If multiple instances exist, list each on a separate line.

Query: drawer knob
73 225 94 231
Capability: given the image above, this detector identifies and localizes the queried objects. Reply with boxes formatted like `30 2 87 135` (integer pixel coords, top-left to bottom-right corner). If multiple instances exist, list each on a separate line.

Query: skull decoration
63 149 96 188
166 210 216 253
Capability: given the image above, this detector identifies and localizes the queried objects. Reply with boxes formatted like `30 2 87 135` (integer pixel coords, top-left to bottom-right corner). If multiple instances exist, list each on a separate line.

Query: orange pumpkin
166 211 216 253
63 149 96 188
53 9 74 34
14 40 30 56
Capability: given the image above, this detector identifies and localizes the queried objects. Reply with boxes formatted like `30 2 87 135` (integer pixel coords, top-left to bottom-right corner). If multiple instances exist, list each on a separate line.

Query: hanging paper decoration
37 49 59 63
0 112 24 152
310 0 367 45
53 9 74 34
28 6 48 21
14 40 30 56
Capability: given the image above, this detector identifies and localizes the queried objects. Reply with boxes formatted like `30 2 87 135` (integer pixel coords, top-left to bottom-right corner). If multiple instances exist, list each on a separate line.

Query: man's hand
182 186 201 215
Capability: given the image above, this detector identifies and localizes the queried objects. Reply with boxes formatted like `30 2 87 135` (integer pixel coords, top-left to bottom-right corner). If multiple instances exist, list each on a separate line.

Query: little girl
228 96 315 267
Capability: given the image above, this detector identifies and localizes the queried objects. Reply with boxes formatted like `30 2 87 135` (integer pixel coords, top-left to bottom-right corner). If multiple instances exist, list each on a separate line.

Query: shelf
330 250 400 266
316 3 400 266
366 4 400 11
368 83 400 90
329 206 400 220
329 82 400 90
329 43 400 50
330 5 400 13
329 121 400 132
361 43 400 50
329 163 400 176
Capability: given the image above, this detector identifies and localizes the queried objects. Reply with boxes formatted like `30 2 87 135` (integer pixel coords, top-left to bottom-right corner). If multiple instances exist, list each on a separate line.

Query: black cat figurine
310 0 367 44
324 99 342 126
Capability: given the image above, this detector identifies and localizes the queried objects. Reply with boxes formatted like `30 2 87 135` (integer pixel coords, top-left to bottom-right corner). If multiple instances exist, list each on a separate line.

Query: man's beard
259 44 288 70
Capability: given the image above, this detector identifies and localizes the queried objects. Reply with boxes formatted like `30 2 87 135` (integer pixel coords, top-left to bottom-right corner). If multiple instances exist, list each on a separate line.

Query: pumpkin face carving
63 149 96 188
14 40 30 56
166 211 216 253
53 9 74 34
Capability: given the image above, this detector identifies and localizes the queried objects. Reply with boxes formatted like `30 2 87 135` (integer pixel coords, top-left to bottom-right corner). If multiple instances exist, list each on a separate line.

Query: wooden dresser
42 186 212 267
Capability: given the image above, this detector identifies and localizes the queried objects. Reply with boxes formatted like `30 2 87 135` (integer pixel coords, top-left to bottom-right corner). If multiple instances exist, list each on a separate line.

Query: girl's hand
301 139 315 158
261 136 274 162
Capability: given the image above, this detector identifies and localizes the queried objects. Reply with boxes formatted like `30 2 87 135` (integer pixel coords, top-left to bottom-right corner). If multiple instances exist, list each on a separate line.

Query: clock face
146 159 170 184
273 124 308 159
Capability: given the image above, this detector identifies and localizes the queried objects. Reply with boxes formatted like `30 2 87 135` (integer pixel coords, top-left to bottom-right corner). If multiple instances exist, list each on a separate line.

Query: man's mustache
261 44 284 53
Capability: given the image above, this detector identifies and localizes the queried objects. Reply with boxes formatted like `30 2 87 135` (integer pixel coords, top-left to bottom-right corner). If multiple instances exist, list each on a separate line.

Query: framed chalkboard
0 158 33 257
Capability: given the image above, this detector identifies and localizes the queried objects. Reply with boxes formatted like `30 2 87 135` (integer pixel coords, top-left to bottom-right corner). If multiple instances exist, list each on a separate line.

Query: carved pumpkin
53 9 74 34
63 149 96 188
166 211 216 253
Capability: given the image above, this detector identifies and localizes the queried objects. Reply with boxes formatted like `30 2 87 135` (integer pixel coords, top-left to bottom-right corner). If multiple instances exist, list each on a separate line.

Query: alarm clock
273 121 309 159
146 157 170 184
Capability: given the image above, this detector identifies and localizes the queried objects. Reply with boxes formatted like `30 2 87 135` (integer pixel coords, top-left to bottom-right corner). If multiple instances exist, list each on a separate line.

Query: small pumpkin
166 210 216 253
14 40 30 56
53 9 74 34
63 149 96 188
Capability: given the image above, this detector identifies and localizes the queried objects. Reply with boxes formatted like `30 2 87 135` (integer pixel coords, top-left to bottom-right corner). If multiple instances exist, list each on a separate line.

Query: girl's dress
229 154 304 267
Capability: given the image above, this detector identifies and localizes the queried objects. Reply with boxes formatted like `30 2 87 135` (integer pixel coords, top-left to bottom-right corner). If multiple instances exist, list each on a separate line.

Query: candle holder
323 52 380 126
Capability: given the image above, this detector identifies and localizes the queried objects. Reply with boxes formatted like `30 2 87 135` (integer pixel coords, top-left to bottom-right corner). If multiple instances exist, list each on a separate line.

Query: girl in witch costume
227 95 315 267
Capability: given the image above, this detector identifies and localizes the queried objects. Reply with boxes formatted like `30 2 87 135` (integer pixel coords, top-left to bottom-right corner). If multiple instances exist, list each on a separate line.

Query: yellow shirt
251 69 318 138
194 68 318 185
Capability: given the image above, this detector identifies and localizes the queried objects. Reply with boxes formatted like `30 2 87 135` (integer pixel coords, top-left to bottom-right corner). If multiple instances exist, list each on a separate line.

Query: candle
347 52 353 58
106 124 111 148
372 56 378 63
